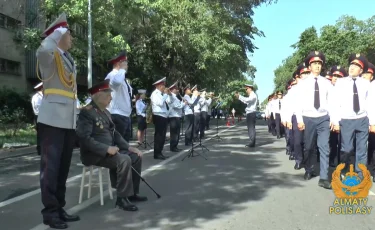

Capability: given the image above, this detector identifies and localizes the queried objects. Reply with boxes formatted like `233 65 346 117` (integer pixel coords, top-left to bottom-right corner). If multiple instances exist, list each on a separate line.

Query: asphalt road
1 119 375 230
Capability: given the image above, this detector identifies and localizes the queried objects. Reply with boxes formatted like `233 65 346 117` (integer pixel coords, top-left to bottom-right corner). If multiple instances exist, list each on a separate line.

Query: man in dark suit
76 80 147 212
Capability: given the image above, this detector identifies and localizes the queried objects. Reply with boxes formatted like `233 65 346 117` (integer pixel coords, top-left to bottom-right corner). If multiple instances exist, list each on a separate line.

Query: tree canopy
272 15 375 95
19 0 276 93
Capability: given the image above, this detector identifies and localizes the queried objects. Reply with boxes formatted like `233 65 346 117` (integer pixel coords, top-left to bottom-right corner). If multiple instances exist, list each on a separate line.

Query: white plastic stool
78 165 113 205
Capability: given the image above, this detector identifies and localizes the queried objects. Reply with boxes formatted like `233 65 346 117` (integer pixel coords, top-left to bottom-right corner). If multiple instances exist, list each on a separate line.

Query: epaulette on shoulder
83 105 93 110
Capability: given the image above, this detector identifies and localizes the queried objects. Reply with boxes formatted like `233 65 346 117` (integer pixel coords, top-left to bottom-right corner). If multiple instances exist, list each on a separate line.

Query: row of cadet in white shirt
268 73 375 128
136 89 212 119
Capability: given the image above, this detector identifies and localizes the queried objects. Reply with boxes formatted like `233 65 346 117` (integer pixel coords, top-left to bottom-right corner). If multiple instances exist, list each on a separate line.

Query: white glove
55 27 68 34
48 27 68 43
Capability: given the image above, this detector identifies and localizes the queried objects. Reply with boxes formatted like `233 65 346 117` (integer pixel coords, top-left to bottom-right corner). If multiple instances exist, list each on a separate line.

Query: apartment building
0 0 104 95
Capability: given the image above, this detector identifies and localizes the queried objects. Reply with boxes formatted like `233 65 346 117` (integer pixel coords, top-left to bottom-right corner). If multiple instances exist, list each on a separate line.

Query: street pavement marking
29 122 242 230
0 125 225 209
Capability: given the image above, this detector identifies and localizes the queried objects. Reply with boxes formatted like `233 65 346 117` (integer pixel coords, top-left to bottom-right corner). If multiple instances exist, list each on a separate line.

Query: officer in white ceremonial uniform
235 84 258 147
36 12 80 228
331 54 371 179
191 85 205 141
31 82 43 155
273 90 284 139
327 65 348 167
182 84 194 145
199 88 210 139
288 64 311 168
166 81 185 152
206 92 214 130
295 51 332 189
151 77 173 160
280 79 296 160
367 68 375 181
105 51 133 142
364 63 375 180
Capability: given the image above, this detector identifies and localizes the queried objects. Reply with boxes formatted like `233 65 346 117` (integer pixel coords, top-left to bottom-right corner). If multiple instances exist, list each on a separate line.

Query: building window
0 13 21 30
0 58 21 75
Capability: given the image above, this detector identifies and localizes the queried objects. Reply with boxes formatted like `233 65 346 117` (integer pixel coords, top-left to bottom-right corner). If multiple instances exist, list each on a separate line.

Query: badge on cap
356 54 360 58
337 65 340 69
315 51 319 55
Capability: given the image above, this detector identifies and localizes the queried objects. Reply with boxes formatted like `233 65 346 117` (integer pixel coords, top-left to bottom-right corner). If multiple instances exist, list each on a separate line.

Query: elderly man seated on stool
76 80 147 212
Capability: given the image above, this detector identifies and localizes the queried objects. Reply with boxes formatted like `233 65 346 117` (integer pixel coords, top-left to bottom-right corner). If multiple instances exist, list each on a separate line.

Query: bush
0 87 34 136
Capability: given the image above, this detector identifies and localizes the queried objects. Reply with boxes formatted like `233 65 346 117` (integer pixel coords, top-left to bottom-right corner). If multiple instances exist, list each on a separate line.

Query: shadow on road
71 123 304 230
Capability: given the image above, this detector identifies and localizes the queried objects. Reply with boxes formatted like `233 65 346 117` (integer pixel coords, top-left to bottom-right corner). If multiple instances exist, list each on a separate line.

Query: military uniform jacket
36 29 78 129
76 102 130 166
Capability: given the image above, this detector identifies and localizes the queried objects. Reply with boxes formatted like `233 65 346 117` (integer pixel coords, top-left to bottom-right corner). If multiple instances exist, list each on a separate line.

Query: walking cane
131 166 161 199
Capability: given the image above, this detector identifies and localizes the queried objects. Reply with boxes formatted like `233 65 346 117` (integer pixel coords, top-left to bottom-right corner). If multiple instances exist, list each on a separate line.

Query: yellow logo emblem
330 163 373 215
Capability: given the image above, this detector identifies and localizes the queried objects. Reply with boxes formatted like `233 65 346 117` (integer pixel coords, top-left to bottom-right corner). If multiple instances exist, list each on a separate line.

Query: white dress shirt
151 89 174 118
136 99 147 117
295 74 333 123
191 95 204 113
272 98 283 114
166 93 184 118
238 91 257 114
183 94 193 115
367 81 375 125
105 69 132 117
31 92 43 115
280 93 290 123
330 76 370 125
201 98 212 112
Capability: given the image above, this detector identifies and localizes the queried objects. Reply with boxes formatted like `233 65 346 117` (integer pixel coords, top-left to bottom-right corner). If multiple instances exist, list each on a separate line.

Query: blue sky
251 0 374 102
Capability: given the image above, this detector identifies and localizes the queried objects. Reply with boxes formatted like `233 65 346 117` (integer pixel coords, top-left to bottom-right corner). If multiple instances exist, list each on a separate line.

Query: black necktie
353 78 360 113
279 100 281 110
165 101 169 110
124 79 132 105
314 78 320 110
63 52 74 66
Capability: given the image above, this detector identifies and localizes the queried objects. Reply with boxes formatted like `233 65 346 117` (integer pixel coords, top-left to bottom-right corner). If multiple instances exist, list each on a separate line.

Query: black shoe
128 194 148 202
43 218 68 229
289 155 295 160
154 154 169 160
170 148 181 152
304 172 316 180
115 197 138 211
245 144 255 148
59 209 80 222
318 179 332 189
294 163 302 170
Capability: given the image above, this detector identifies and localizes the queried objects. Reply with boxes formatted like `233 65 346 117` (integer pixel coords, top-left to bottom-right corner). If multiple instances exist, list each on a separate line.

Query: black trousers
169 117 181 150
275 113 283 137
184 114 194 144
367 133 375 176
246 112 256 146
292 115 304 164
193 113 200 139
35 115 41 155
153 115 168 156
270 113 276 135
38 123 75 220
200 111 207 138
206 114 211 129
112 114 131 143
107 151 142 196
329 131 340 166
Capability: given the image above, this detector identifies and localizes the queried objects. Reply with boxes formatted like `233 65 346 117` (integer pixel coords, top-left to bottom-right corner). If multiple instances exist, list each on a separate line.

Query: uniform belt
44 88 76 99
